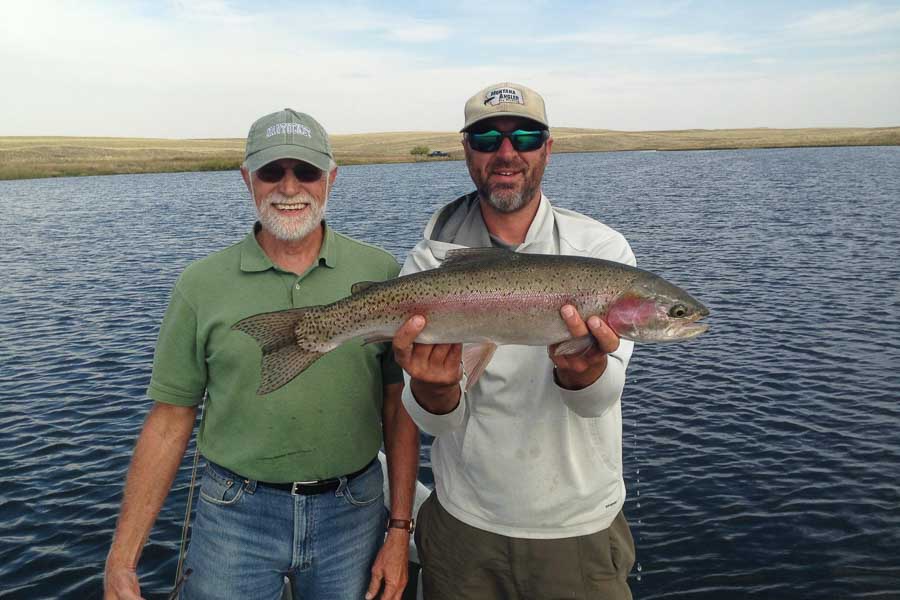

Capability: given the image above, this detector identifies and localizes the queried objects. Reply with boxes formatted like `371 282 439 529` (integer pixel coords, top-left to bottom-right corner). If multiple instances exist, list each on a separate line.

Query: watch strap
386 518 415 533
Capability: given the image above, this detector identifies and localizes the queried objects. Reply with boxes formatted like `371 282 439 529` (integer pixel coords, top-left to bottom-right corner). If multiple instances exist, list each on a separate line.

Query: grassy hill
2 127 898 180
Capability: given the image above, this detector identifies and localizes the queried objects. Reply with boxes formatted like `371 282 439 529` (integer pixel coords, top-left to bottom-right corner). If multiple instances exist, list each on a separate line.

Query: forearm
558 343 632 418
382 383 419 521
555 354 608 390
401 374 467 436
368 383 416 599
410 378 461 415
107 402 197 569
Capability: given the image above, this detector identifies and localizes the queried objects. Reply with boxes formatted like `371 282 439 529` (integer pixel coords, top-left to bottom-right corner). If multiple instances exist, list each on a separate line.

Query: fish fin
441 247 516 269
233 307 329 395
256 345 325 395
233 308 312 352
461 342 497 391
553 335 596 357
362 334 393 345
351 281 377 294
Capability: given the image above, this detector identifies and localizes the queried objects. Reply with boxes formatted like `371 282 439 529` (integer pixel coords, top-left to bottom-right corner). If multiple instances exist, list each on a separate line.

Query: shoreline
2 126 898 181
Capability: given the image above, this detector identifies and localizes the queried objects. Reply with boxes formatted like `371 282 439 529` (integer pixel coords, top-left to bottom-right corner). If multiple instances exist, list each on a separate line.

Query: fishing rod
167 569 192 600
171 400 204 599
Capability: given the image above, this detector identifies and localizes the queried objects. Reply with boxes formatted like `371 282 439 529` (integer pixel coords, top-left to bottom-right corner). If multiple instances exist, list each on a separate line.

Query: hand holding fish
393 315 464 415
234 249 709 395
549 305 621 390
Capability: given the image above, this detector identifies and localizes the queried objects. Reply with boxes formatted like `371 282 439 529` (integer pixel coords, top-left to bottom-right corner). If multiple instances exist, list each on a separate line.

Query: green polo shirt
148 223 402 482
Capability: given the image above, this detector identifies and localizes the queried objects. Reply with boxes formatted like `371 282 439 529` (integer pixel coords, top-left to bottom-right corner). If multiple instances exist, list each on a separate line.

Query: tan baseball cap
243 108 333 173
461 82 549 132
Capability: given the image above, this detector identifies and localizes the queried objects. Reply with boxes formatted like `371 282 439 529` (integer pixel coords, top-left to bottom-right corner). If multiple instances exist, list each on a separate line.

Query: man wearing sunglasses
105 108 418 600
393 83 637 599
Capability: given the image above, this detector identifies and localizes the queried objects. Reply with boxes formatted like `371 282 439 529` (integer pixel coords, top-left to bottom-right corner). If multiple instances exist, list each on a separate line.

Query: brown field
1 127 898 180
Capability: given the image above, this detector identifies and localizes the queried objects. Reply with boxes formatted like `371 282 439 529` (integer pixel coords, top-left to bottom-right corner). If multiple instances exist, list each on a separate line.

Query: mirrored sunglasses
255 161 323 184
466 129 549 153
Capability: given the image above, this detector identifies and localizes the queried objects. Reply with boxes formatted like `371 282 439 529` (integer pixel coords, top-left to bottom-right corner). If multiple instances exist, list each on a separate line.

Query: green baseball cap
461 82 549 132
244 108 333 173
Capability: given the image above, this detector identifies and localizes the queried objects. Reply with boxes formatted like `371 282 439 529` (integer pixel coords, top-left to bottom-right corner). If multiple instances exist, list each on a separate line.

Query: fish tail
233 306 334 395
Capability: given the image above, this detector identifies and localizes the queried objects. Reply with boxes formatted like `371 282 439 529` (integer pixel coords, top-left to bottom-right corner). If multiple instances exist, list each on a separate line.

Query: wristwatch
386 518 415 533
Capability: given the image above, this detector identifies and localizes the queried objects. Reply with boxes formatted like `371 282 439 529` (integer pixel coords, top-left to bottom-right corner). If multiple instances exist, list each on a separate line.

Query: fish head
605 274 710 342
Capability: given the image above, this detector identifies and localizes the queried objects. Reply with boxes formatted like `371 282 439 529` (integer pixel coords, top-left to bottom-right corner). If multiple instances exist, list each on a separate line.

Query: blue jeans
181 458 385 600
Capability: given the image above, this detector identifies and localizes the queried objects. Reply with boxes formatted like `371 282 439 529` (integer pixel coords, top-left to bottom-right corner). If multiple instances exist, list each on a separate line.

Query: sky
2 0 899 138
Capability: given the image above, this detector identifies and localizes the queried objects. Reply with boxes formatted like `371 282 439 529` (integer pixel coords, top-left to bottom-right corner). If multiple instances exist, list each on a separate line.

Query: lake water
1 147 899 599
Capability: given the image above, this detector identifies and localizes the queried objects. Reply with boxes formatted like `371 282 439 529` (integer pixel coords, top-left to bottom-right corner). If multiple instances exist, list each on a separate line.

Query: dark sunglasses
466 129 549 153
255 161 323 184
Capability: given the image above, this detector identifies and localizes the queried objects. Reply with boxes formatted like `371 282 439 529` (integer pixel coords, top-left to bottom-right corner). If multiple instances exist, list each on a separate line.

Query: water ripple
1 148 899 598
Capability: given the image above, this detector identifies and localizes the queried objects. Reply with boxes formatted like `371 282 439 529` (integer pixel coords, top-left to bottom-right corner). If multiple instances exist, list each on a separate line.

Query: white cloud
789 4 900 37
535 30 749 55
0 1 462 136
169 0 258 24
649 33 748 55
538 66 900 130
0 1 897 136
535 31 637 45
384 21 453 43
628 1 694 20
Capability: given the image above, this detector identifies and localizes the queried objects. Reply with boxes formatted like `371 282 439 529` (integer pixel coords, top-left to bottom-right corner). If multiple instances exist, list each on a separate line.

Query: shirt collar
466 192 554 251
519 193 554 249
439 192 556 250
240 221 336 273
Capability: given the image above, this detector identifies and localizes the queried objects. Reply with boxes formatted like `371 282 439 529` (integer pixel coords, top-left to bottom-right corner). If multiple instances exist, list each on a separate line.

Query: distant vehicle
428 150 449 157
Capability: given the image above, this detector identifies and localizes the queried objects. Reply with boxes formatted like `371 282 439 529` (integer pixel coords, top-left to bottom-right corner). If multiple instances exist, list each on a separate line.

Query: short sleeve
147 284 207 406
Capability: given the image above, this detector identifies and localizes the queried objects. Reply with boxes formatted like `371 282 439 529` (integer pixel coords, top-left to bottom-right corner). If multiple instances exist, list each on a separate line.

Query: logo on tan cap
462 81 548 132
484 87 524 106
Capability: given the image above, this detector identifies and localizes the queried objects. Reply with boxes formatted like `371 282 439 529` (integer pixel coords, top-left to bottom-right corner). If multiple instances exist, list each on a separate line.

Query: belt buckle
290 480 320 495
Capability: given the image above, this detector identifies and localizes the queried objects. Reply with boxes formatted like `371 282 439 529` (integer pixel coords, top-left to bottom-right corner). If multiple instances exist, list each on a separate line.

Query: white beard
256 190 327 241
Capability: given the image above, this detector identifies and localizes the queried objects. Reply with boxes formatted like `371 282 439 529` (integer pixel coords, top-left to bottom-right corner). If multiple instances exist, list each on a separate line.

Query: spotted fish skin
233 248 710 394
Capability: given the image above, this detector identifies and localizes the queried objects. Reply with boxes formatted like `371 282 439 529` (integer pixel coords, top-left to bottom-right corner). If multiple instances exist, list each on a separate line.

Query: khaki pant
415 491 635 600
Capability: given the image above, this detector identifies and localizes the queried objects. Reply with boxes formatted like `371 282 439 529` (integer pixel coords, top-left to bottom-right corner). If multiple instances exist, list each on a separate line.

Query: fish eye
669 304 688 318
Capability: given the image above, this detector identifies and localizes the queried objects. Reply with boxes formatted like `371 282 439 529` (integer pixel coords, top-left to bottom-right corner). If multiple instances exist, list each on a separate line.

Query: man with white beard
105 108 419 600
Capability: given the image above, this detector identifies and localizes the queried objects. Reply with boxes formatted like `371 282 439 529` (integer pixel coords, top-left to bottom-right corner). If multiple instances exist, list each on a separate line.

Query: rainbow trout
234 248 709 394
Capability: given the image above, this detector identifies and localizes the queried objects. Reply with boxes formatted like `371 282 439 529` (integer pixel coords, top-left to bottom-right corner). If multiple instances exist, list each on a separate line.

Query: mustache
265 190 316 205
489 158 526 171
